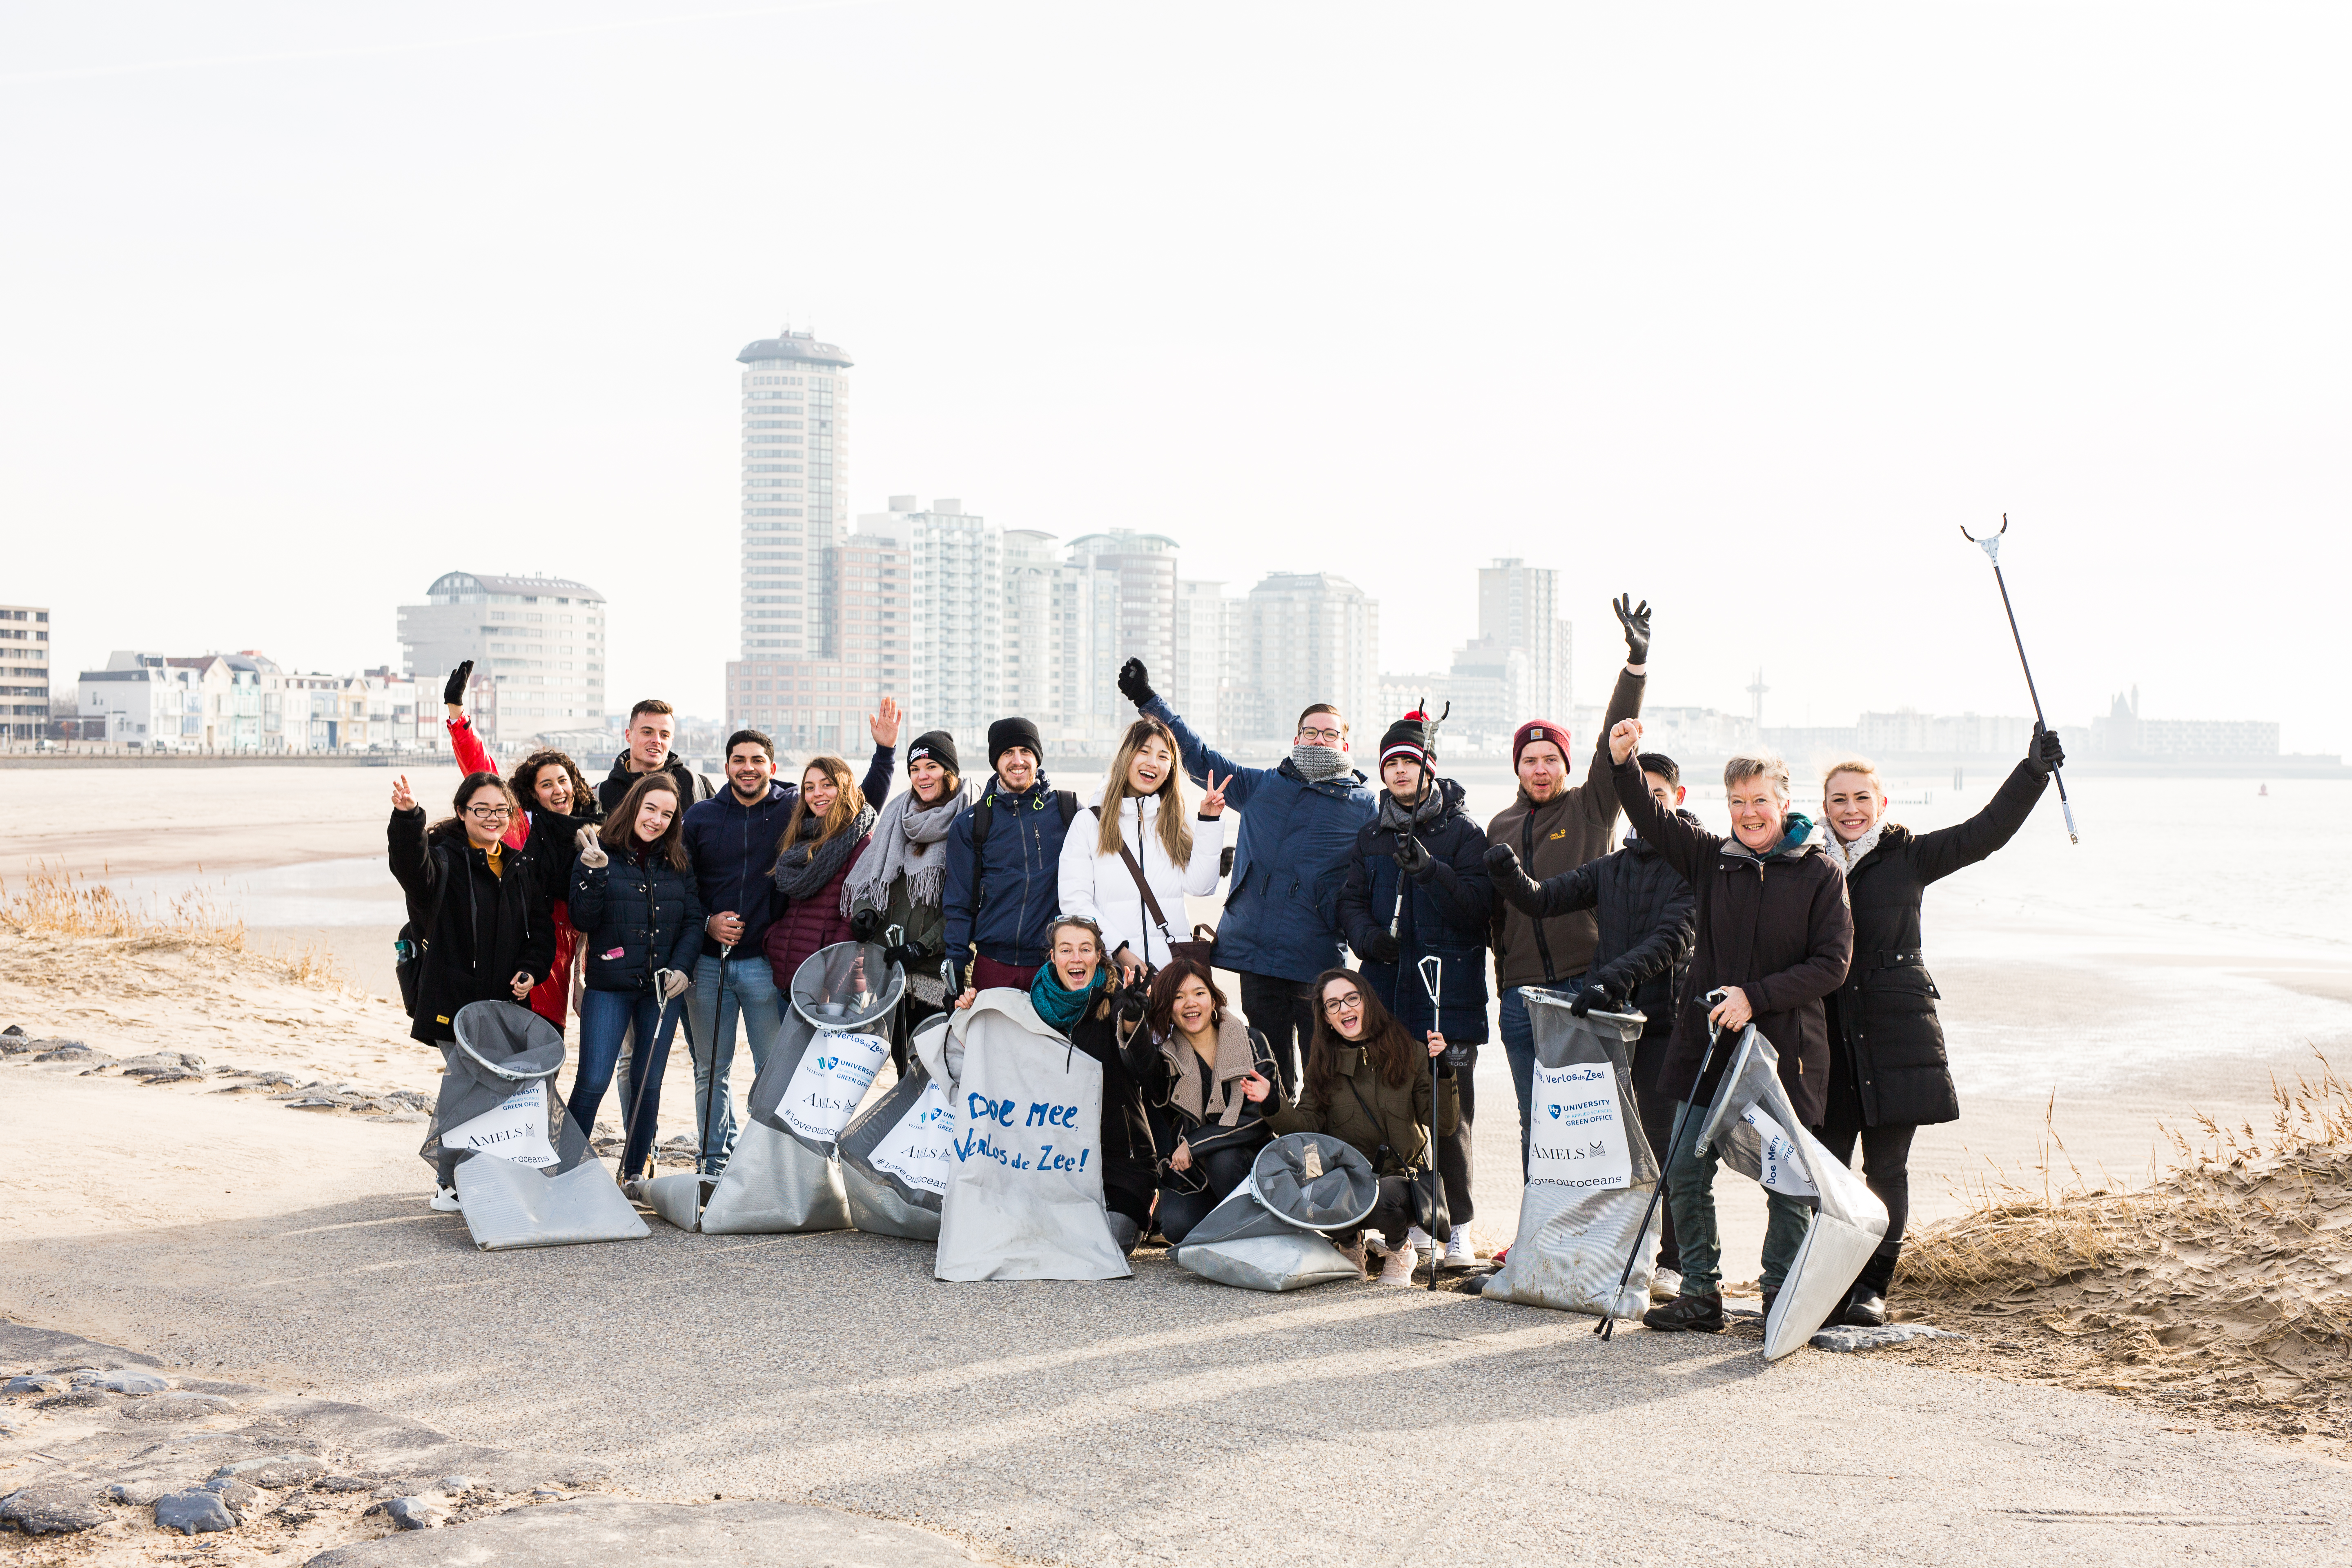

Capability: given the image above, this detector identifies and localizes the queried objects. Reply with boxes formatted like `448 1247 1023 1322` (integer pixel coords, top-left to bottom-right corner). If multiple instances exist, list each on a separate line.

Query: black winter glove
1393 834 1431 877
1116 658 1156 708
1361 931 1401 964
1482 842 1543 912
443 660 474 706
884 942 929 972
1568 979 1623 1018
848 907 884 942
1219 845 1236 879
2028 724 2066 778
1613 594 1651 665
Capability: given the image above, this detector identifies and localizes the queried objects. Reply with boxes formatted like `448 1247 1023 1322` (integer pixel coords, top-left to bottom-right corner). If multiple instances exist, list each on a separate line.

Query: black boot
1642 1292 1726 1333
1842 1241 1899 1327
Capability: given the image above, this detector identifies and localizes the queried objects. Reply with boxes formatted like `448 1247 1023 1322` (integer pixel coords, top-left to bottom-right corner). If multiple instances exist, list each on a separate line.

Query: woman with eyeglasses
1263 969 1457 1286
388 771 557 1209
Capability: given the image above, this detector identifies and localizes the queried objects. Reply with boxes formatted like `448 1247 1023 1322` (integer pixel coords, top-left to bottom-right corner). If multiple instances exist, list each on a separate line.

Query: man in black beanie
943 716 1078 991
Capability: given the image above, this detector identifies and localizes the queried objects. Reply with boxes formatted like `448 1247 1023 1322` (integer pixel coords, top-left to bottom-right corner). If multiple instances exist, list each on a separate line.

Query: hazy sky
7 3 2345 752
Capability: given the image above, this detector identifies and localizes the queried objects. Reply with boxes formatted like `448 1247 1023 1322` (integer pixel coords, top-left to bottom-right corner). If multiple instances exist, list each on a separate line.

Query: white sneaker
1375 1244 1418 1287
429 1185 461 1212
621 1177 649 1203
1442 1227 1477 1269
1650 1267 1684 1303
1405 1225 1434 1259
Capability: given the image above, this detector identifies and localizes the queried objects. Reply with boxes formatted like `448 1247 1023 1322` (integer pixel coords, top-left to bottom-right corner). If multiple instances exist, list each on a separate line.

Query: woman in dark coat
1122 958 1280 1244
1334 710 1492 1263
568 771 705 1187
1815 727 2064 1325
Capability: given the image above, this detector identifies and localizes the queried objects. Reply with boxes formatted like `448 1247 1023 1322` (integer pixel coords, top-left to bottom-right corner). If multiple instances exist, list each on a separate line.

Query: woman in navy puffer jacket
569 771 704 1184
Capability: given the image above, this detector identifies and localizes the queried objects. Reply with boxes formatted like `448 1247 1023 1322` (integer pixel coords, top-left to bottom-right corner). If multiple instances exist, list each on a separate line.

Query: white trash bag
1174 1133 1378 1292
929 989 1130 1283
1693 1026 1890 1360
431 1001 648 1252
646 942 901 1236
1482 991 1655 1317
837 1012 955 1240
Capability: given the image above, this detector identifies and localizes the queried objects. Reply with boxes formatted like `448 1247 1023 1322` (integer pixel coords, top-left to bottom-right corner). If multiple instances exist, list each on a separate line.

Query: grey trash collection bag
1174 1133 1378 1292
1483 993 1656 1317
428 1001 648 1252
930 990 1130 1282
1694 1025 1890 1360
646 942 902 1236
837 1012 954 1240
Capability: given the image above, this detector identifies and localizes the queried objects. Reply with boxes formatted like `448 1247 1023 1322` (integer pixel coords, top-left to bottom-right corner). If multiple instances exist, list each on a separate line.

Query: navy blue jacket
942 775 1074 969
1142 696 1376 983
1336 779 1497 1043
569 847 706 993
680 744 893 958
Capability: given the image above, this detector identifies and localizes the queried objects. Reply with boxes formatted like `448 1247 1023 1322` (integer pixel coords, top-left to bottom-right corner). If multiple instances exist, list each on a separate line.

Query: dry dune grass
0 862 349 991
1892 1056 2352 1450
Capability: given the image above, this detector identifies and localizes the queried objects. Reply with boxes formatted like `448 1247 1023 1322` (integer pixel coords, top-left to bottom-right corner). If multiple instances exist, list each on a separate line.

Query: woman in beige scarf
1124 959 1281 1244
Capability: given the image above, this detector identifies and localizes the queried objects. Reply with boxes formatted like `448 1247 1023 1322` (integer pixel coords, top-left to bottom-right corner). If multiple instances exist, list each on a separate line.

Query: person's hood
607 748 689 784
1722 810 1822 864
1623 807 1705 855
983 772 1054 804
705 777 788 817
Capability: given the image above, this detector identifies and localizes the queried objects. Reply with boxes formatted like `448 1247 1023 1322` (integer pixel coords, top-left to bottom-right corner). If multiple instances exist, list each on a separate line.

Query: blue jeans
1499 979 1581 1177
682 953 782 1174
575 988 686 1177
1664 1097 1814 1297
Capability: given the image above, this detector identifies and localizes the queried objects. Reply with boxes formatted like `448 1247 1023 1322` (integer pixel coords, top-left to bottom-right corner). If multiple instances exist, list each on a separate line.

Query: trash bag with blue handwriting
429 1000 648 1252
1481 991 1655 1316
929 988 1131 1282
838 1012 954 1241
646 941 903 1236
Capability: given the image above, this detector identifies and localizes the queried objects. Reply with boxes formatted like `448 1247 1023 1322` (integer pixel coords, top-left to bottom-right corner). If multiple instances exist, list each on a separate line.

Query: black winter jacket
1065 1001 1158 1214
1123 1022 1281 1194
1827 757 2050 1127
1494 813 1699 1088
1613 760 1853 1125
1335 779 1496 1044
569 846 707 994
596 750 713 819
942 777 1077 970
388 810 557 1045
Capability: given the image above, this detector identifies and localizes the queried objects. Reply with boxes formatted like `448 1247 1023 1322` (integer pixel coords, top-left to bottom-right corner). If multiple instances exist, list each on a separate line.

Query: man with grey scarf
843 730 977 1052
1118 659 1376 1098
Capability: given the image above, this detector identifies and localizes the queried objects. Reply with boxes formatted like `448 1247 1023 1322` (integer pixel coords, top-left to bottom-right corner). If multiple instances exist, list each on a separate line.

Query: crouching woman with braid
1813 726 2065 1326
1262 970 1456 1287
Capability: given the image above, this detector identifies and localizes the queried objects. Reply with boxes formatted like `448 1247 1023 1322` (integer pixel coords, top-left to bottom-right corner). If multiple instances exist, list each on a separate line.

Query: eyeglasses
1321 992 1364 1016
466 805 512 821
1295 727 1344 745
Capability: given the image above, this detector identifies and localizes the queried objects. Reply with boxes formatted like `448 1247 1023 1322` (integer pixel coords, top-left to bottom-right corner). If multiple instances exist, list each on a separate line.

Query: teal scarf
1031 962 1109 1034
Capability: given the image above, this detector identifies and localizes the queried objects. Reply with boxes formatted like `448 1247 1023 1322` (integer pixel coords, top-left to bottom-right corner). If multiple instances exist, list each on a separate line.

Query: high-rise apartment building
1171 579 1234 732
879 498 1001 744
1478 559 1572 719
737 328 853 658
396 572 607 749
0 603 50 740
1240 573 1379 742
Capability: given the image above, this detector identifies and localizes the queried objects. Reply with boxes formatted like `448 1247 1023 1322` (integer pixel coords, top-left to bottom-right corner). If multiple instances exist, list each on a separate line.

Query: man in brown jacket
1487 594 1651 1167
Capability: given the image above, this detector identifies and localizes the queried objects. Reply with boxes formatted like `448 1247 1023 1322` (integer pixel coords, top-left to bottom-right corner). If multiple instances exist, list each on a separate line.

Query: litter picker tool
1595 989 1733 1341
1960 514 2079 843
1417 951 1446 1292
1386 700 1451 941
698 942 732 1192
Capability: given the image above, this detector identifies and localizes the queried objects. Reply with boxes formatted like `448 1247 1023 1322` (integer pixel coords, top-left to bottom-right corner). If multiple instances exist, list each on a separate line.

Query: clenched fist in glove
2027 724 2066 779
1482 842 1544 913
1360 930 1401 964
1568 979 1623 1018
1116 658 1156 708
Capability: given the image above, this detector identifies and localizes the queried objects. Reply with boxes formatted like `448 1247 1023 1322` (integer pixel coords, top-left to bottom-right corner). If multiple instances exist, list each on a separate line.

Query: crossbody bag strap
1092 805 1179 946
1341 1072 1421 1173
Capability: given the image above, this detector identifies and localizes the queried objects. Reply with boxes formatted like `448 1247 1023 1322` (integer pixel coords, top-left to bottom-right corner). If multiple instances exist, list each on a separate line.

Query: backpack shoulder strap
1056 790 1079 827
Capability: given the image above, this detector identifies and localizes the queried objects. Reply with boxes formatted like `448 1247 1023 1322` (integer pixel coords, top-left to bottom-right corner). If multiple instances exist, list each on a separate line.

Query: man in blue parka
1117 659 1376 1096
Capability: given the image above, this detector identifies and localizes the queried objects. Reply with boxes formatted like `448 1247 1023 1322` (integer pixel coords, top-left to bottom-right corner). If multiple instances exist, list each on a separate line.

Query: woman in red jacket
762 753 886 988
441 661 597 1031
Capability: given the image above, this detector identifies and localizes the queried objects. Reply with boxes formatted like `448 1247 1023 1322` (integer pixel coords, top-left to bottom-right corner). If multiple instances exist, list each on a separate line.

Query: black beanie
987 716 1044 770
1379 710 1433 772
906 730 959 775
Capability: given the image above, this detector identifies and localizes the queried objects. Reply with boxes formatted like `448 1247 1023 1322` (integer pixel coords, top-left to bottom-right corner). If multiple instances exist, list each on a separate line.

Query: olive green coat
1265 1043 1459 1177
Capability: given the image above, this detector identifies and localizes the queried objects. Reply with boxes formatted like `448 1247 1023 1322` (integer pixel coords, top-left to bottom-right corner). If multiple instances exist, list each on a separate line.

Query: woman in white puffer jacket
1058 715 1228 978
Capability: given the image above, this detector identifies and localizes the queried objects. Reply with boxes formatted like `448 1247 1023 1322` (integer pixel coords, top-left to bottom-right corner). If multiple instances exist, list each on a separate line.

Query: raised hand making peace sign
1198 768 1229 817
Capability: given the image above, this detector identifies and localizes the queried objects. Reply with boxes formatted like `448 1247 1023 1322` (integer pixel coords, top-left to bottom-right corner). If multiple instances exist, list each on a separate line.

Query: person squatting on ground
1335 708 1494 1270
567 773 702 1192
1812 725 2065 1326
764 704 902 987
943 717 1079 993
679 707 898 1175
597 699 713 817
1263 971 1457 1286
441 661 599 1032
1118 658 1375 1099
843 729 976 1065
1486 750 1698 1299
1484 595 1650 1165
1609 719 1854 1332
1125 958 1280 1245
1057 716 1227 979
387 771 555 1209
955 914 1158 1252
